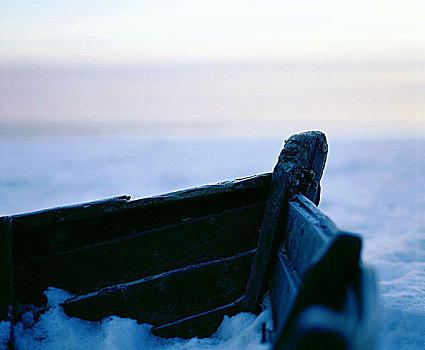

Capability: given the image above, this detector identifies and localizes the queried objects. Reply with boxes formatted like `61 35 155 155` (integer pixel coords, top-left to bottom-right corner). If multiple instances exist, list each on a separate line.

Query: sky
1 0 425 137
2 0 425 63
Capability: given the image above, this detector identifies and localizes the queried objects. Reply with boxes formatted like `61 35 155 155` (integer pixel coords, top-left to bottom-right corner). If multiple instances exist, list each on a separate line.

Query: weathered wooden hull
0 131 377 349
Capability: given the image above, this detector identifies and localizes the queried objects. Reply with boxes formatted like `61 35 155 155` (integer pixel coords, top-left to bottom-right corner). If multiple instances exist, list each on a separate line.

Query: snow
1 135 424 349
14 288 272 350
319 138 425 350
0 321 11 349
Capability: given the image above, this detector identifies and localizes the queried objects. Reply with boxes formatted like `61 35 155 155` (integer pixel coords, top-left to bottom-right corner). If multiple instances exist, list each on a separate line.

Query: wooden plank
62 250 255 327
270 193 347 337
11 195 131 226
273 265 376 350
270 194 377 350
12 174 271 257
15 202 265 306
284 194 340 277
12 173 270 229
270 251 301 336
152 297 243 339
273 234 362 349
304 135 328 205
242 131 328 312
0 217 13 321
274 305 352 350
0 217 14 349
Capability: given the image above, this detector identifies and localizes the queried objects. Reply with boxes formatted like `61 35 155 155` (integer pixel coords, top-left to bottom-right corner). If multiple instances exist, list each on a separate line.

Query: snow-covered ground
11 288 273 350
0 135 424 349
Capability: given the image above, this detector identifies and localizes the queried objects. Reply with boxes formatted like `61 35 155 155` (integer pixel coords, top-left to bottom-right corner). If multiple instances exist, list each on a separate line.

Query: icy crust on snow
14 288 273 350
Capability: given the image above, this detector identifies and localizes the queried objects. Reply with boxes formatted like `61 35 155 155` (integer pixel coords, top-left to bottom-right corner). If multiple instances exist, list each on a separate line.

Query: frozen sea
0 135 424 349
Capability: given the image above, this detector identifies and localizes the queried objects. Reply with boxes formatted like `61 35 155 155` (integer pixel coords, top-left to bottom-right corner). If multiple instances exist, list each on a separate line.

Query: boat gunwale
8 173 272 229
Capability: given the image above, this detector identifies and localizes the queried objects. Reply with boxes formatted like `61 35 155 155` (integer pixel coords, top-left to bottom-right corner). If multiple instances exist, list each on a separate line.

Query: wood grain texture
152 298 243 339
270 194 349 342
12 174 270 230
284 194 340 277
16 202 265 305
243 131 328 312
271 194 365 349
270 251 301 336
273 234 363 350
12 174 270 257
62 250 255 327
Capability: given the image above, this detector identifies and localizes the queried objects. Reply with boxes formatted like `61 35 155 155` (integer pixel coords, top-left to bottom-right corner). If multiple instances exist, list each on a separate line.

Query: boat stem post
241 131 328 313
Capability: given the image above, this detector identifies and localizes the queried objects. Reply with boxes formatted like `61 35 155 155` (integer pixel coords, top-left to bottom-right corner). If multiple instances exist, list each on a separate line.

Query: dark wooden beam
242 131 328 312
0 217 13 321
0 216 14 349
284 194 340 277
16 202 265 305
13 174 270 257
12 195 131 227
152 297 243 339
273 234 362 350
270 194 341 334
270 251 301 335
62 250 255 327
12 174 271 230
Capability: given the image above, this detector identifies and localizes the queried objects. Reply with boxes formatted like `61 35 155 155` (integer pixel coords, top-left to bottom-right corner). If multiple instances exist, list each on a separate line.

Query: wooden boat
0 131 377 349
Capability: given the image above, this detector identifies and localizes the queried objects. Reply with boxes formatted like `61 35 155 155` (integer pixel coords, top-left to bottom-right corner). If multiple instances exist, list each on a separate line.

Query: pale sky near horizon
1 1 424 136
2 0 425 63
